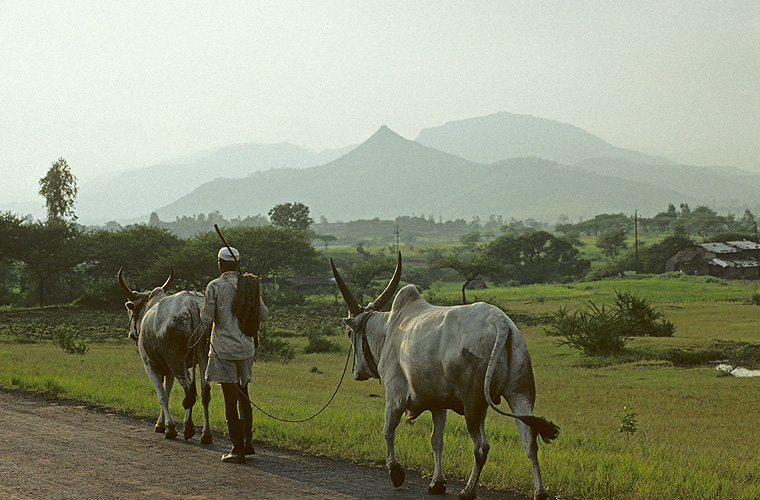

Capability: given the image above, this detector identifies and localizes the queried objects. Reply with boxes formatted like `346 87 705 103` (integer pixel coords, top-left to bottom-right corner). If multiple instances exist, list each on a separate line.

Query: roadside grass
2 275 760 499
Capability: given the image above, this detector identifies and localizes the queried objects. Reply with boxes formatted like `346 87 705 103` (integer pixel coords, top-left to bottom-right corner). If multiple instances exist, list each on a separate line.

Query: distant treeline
556 203 758 241
126 203 758 249
4 201 756 309
118 211 548 247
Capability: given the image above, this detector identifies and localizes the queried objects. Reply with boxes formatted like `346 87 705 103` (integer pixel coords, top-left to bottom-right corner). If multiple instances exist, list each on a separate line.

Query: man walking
201 246 268 463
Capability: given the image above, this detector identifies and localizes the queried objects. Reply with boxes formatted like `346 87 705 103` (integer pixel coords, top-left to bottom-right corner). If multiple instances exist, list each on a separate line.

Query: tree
740 209 756 235
162 226 322 290
487 231 590 284
427 248 501 304
268 202 313 232
83 225 183 286
311 232 337 250
597 229 628 258
341 252 396 304
0 212 26 304
459 232 481 248
39 158 78 221
0 217 83 306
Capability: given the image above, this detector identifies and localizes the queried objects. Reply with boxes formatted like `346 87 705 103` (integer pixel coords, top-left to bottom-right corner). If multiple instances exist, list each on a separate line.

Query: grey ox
119 268 213 444
331 253 559 500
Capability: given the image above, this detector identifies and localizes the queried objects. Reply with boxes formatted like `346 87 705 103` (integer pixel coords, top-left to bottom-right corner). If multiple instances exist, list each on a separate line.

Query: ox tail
483 317 560 444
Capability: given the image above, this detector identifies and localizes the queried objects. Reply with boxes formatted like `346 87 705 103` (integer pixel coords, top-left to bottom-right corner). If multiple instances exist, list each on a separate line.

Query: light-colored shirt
201 271 268 360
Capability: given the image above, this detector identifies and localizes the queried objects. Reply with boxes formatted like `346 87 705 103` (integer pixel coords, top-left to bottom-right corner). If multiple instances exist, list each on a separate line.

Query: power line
631 210 640 274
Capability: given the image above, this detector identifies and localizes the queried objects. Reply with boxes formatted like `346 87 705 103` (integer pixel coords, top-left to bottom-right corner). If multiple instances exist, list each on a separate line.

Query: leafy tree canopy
597 228 628 258
486 231 590 284
268 202 313 232
39 158 78 222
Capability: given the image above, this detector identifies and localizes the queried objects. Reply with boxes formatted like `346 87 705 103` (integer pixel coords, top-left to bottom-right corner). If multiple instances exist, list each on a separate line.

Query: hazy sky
2 1 758 208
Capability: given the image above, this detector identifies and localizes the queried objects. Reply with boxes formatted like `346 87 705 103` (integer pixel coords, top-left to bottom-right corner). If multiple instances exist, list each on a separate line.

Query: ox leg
428 409 447 495
460 406 490 500
200 376 213 444
165 348 197 441
161 373 179 439
145 366 177 439
181 371 197 441
383 406 406 488
508 395 548 500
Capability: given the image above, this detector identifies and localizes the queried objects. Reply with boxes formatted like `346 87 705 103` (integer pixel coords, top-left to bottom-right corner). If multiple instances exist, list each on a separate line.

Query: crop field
1 275 760 500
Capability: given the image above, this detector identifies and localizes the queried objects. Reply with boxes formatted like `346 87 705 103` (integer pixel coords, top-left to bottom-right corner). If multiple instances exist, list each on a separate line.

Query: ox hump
391 284 422 311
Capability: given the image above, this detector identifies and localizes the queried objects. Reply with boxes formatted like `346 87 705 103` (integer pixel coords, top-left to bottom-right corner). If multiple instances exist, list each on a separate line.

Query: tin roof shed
696 242 740 254
727 240 760 251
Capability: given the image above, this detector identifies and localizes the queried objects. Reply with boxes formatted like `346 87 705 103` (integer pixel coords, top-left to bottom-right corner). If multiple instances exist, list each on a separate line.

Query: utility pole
393 224 401 253
632 210 640 274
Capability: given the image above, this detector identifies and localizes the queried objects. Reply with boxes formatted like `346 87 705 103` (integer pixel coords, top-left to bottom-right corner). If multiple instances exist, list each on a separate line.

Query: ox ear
118 267 138 301
367 251 402 312
344 316 361 333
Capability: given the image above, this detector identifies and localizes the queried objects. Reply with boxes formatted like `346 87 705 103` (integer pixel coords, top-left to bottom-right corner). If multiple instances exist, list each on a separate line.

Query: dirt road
0 388 529 500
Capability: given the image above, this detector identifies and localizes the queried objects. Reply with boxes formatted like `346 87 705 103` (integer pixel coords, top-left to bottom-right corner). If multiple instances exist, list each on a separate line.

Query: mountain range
63 112 760 225
75 142 354 224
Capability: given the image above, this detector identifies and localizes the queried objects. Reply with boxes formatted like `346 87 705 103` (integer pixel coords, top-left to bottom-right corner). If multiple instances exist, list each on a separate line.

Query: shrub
613 291 675 337
303 323 343 354
546 291 675 356
615 403 638 438
257 323 296 362
263 287 306 308
546 303 631 355
52 325 89 355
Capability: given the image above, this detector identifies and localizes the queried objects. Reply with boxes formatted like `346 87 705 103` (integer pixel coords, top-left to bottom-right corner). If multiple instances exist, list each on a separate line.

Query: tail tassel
515 415 560 443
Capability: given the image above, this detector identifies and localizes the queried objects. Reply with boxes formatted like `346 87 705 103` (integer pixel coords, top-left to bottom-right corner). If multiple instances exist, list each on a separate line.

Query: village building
666 240 760 279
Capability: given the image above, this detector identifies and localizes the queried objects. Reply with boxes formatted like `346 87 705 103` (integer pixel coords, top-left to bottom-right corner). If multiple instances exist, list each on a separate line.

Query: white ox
331 253 559 500
119 268 213 444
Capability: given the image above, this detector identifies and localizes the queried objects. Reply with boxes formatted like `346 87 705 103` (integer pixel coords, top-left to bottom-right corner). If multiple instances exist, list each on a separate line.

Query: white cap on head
218 247 240 262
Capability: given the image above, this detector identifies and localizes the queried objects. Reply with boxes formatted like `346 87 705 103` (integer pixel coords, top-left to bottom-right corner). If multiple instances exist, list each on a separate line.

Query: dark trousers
221 383 252 451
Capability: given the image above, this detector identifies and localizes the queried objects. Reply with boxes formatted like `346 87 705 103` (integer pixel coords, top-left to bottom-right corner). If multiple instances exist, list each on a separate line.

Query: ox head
330 252 402 381
118 267 173 342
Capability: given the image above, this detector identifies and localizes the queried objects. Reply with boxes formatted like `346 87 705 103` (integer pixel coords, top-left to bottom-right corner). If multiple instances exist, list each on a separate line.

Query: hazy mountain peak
340 125 416 158
416 112 672 166
368 125 405 142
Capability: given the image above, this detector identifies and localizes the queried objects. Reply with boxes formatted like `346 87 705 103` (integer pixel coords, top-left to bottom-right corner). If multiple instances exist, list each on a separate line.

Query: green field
2 275 760 500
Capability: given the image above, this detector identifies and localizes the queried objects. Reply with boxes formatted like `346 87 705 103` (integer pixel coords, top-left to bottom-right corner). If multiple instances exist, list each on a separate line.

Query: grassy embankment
1 274 760 500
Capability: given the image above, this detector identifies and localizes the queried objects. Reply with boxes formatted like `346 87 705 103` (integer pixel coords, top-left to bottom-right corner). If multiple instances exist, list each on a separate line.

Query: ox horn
367 251 402 312
330 258 362 316
118 267 137 301
161 269 174 292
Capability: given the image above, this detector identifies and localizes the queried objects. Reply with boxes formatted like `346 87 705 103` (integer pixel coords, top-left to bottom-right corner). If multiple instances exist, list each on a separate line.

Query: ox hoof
200 433 213 445
389 462 405 488
165 425 178 440
184 422 196 441
428 480 446 495
154 423 165 434
535 493 550 500
458 491 475 500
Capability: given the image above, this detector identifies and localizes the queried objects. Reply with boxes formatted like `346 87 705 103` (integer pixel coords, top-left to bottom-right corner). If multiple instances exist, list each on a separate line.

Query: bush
74 279 125 311
613 291 675 337
303 323 343 354
546 291 675 356
546 303 631 355
52 325 89 355
257 323 296 362
263 286 306 308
